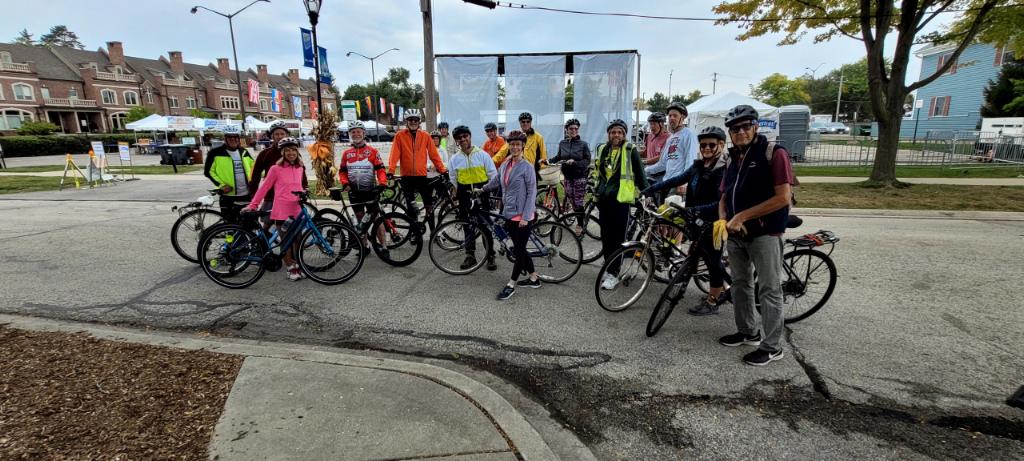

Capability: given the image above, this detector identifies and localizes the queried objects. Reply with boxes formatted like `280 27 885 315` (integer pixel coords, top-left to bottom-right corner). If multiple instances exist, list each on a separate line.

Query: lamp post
804 62 825 80
190 0 269 132
346 48 399 124
668 69 673 101
303 0 324 117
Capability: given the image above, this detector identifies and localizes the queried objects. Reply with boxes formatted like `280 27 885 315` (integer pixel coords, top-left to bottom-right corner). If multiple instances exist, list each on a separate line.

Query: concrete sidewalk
0 314 576 461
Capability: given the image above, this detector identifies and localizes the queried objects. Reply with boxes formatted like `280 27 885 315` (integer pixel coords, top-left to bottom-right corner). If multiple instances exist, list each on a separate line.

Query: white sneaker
601 274 619 290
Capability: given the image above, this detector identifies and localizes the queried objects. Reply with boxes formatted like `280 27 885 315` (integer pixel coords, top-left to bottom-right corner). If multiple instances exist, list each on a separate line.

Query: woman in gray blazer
481 130 540 300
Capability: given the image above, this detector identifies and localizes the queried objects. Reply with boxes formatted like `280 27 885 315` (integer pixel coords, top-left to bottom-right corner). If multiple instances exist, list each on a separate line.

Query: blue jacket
483 157 537 221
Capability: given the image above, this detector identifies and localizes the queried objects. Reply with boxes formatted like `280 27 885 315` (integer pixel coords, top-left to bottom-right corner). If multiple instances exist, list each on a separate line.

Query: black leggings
219 194 250 224
507 221 534 281
598 199 631 276
400 176 435 223
691 231 728 289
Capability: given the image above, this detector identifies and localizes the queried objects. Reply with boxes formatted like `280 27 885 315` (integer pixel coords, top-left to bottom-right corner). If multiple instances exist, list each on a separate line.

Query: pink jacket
248 163 306 220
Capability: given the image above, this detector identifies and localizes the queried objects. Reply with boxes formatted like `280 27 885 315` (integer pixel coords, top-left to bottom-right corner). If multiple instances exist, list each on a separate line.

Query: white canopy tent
245 116 271 131
125 114 168 131
687 92 779 140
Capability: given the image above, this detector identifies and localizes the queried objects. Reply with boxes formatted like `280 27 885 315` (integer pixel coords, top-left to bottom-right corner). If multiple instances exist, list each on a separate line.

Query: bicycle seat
787 215 803 229
329 187 344 201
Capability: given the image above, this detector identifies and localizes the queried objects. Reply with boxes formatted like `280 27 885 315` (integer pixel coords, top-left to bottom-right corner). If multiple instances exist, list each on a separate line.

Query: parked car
810 122 830 133
827 122 850 134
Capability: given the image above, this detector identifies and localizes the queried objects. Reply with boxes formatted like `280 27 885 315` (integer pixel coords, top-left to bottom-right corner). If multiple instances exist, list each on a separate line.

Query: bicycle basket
538 166 563 186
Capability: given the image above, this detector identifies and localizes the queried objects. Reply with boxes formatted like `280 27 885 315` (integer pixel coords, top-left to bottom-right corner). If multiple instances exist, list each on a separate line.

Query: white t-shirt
228 150 248 196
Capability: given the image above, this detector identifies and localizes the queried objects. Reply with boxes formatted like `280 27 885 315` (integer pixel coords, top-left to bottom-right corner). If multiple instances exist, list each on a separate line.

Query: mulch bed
0 325 243 460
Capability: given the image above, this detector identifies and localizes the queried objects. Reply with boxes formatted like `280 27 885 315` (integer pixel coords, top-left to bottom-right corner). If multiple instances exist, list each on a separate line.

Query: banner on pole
379 97 386 113
292 96 302 118
342 100 357 121
365 96 373 114
317 46 333 85
310 99 319 118
271 89 280 112
300 28 315 68
247 79 260 104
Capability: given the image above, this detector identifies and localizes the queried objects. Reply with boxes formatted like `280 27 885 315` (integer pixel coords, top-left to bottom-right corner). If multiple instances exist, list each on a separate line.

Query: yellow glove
713 219 728 250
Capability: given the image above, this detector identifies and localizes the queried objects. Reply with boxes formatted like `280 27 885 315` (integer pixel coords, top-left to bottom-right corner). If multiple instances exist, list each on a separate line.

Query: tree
189 108 213 119
981 59 1024 117
125 106 154 123
713 0 1012 187
38 25 84 49
565 79 574 111
646 92 671 114
751 73 811 106
805 58 876 120
14 29 34 45
340 67 424 122
673 90 703 106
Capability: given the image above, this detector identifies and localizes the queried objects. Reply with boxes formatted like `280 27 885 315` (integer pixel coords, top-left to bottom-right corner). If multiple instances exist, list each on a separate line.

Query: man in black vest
716 105 794 367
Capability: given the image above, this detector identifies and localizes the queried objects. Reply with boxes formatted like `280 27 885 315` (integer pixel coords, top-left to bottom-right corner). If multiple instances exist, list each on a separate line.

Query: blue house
900 42 1014 138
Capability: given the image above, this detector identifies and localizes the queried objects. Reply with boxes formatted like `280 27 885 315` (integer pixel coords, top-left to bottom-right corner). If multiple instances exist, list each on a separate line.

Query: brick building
0 40 336 133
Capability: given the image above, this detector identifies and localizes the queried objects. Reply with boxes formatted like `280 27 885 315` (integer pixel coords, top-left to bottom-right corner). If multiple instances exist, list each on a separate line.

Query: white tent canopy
245 116 271 131
687 91 779 139
125 114 167 131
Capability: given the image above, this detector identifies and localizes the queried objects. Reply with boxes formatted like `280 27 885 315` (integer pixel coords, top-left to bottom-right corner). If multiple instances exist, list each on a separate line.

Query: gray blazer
483 157 537 221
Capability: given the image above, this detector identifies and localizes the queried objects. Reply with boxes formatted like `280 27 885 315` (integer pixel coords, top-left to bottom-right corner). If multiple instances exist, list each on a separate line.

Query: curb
795 207 1024 221
0 314 560 461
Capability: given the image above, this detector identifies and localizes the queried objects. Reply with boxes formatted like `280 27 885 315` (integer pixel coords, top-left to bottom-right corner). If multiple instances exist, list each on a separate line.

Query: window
13 83 33 101
220 96 240 110
995 46 1015 66
0 109 33 130
937 53 957 75
123 91 139 106
69 87 78 99
186 97 196 109
101 89 117 105
929 96 951 117
144 88 153 104
326 102 334 112
260 99 268 111
0 84 4 100
110 112 128 130
168 96 179 108
40 87 50 100
198 94 205 107
0 52 11 64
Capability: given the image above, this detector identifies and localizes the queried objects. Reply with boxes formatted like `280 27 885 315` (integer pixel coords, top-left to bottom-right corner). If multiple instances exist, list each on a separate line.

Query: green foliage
0 134 142 158
189 108 213 119
15 120 60 135
751 73 810 106
38 25 84 49
565 79 574 111
804 58 875 120
672 90 703 106
14 29 34 45
340 67 424 121
948 2 1024 56
125 106 154 123
982 59 1024 117
646 92 671 114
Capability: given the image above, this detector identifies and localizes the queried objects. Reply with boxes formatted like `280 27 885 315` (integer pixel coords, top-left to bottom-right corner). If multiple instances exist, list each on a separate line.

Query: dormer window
0 52 12 64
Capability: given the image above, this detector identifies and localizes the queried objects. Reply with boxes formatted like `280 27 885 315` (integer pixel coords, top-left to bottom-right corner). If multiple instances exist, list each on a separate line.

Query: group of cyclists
202 102 797 367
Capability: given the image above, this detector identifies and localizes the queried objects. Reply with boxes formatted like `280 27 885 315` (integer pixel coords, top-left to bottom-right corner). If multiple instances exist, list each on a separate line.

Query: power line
489 2 1023 23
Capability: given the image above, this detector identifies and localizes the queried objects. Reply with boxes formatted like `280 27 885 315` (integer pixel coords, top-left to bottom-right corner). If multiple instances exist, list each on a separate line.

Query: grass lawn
798 182 1024 212
0 176 63 195
818 138 948 151
793 165 1024 178
0 165 201 174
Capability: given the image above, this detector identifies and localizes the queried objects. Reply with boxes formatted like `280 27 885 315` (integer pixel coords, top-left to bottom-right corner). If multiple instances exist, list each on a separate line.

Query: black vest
722 135 789 238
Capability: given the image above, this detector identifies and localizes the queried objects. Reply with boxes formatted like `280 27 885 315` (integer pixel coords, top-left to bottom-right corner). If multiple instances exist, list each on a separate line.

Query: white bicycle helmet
348 120 365 131
404 108 422 120
267 120 289 135
222 125 242 136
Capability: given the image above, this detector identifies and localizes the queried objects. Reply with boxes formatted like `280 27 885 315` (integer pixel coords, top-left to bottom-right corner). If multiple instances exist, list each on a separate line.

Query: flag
309 99 319 118
356 101 361 117
379 97 386 113
247 79 260 104
317 46 332 84
270 89 279 112
365 96 372 114
398 106 404 121
390 103 395 118
300 28 315 68
292 96 302 118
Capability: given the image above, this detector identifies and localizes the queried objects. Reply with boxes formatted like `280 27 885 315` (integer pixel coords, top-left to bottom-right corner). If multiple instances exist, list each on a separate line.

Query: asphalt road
1 180 1023 460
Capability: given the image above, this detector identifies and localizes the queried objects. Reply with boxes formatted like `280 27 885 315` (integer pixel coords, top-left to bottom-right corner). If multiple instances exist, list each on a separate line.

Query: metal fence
789 131 1024 168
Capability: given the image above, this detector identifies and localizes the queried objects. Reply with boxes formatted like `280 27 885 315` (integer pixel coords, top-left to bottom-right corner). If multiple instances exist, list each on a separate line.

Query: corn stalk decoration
308 110 338 196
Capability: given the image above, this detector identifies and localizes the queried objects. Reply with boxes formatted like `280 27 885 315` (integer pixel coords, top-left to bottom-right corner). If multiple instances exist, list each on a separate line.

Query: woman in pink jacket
245 137 308 281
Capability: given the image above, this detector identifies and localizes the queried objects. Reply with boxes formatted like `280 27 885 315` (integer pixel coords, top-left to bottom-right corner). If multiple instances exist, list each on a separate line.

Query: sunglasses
699 142 718 150
728 122 756 134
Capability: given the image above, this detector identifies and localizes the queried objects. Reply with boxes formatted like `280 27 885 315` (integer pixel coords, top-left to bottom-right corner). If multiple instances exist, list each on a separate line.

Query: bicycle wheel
198 224 266 289
558 212 602 264
371 212 423 266
650 222 688 283
298 222 364 285
314 208 350 226
428 219 490 275
781 249 837 323
171 208 224 264
647 257 694 337
595 244 656 312
526 221 582 283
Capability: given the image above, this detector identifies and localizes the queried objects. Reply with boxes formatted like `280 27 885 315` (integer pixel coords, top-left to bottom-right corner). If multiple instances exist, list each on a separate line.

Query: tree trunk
868 94 911 186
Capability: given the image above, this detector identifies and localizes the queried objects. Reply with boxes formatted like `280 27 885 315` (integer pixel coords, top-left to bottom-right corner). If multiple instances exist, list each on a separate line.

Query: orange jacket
482 136 506 157
387 128 447 176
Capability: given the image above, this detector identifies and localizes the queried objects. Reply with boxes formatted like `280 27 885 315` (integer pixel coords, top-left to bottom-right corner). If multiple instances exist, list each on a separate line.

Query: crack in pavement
784 326 833 399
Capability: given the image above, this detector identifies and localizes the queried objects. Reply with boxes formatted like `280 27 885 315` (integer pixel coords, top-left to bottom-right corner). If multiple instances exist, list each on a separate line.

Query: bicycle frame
466 194 555 260
230 204 333 265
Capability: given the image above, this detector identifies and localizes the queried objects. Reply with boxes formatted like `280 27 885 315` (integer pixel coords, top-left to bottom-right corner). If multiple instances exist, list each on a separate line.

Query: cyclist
643 112 669 166
338 121 388 249
449 125 499 271
645 103 698 198
428 130 443 173
387 108 448 226
482 122 506 158
492 112 547 170
479 130 540 300
717 104 794 367
249 121 298 208
593 119 648 290
203 124 253 223
643 126 730 316
244 137 308 281
550 118 591 214
438 122 458 158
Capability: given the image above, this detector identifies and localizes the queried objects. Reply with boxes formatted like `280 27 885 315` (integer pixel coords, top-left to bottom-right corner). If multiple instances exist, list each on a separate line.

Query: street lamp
346 48 399 123
805 62 825 80
303 0 324 117
668 69 673 101
190 0 269 132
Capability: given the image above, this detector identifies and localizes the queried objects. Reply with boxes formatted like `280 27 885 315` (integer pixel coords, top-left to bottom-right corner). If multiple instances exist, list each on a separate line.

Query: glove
712 219 728 250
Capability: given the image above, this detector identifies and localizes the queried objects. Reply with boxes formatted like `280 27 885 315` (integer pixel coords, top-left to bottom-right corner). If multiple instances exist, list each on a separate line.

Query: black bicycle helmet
667 102 688 116
506 130 527 143
725 105 759 127
647 112 666 123
518 112 533 122
697 126 727 142
565 118 581 128
438 121 449 129
452 125 471 138
484 122 497 131
606 119 628 133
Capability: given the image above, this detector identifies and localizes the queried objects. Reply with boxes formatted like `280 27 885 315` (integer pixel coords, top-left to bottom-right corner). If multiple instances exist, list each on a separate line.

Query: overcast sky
5 0 948 100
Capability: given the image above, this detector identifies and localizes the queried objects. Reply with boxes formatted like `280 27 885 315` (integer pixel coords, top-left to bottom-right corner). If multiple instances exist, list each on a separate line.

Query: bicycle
594 196 689 312
428 191 583 283
170 189 227 264
313 186 423 266
198 191 363 289
647 227 840 336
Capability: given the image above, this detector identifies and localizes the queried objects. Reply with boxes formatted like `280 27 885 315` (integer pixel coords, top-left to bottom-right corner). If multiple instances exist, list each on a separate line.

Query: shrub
15 120 61 136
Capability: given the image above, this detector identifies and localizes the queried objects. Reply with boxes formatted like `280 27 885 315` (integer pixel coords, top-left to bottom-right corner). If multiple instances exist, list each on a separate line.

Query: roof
184 62 223 83
49 46 110 71
123 55 174 86
687 91 777 114
0 43 81 81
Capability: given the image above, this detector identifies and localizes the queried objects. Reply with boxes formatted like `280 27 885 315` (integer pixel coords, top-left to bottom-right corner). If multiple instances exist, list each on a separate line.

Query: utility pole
668 69 673 101
712 72 718 95
834 72 844 122
421 0 437 130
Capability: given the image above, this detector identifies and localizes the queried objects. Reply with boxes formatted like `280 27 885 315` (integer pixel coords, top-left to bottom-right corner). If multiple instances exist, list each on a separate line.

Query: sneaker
486 256 497 271
517 278 541 289
601 274 620 290
460 255 478 270
687 300 719 316
288 268 302 281
743 348 784 366
719 331 762 347
496 285 515 300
